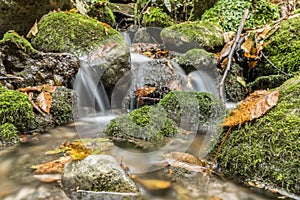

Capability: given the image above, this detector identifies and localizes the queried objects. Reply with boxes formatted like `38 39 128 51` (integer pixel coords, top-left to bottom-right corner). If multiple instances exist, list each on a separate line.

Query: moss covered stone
0 86 35 131
0 123 19 146
158 91 225 130
214 74 300 195
104 105 178 141
261 15 300 74
160 20 224 52
142 7 174 28
0 30 37 53
31 11 121 55
201 0 280 32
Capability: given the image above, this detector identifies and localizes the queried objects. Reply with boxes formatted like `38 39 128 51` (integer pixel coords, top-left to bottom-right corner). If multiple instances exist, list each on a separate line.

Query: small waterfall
73 58 110 114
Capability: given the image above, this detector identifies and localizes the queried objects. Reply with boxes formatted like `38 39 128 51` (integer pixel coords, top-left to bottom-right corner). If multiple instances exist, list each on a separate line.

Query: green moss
158 91 225 128
261 15 300 74
201 0 280 32
0 30 37 53
87 0 116 26
31 11 120 55
0 86 35 131
142 7 174 27
161 20 224 51
0 123 19 146
214 74 300 195
104 105 178 141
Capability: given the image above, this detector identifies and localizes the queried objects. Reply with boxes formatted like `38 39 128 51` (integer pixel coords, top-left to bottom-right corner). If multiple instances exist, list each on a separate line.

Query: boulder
214 74 300 196
62 155 138 197
160 21 224 52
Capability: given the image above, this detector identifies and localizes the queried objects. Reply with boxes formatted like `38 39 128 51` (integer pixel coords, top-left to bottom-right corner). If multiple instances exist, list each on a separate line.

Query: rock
0 86 36 131
160 21 224 52
31 11 130 96
0 123 19 146
214 74 300 196
62 155 138 197
0 31 80 89
201 0 280 32
0 0 73 39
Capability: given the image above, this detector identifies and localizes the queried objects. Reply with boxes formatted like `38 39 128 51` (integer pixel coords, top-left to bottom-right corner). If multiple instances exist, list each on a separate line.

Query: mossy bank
214 74 300 195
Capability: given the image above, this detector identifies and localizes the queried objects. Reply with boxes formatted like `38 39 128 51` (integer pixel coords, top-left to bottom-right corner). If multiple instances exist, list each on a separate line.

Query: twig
0 75 23 80
261 51 289 76
219 9 249 102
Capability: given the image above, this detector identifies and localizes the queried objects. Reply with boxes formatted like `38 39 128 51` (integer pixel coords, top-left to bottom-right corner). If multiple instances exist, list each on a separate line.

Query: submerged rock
0 31 80 88
62 155 138 197
160 21 224 52
214 74 300 196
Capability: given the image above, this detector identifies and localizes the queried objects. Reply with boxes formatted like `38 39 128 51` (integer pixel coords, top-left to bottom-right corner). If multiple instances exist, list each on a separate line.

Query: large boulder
30 10 130 96
160 21 224 52
214 74 300 196
0 31 80 89
62 155 138 198
0 0 73 39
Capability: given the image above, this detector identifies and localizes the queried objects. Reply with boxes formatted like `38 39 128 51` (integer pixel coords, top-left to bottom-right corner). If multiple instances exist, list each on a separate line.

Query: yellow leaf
237 76 246 87
61 141 91 160
131 175 171 190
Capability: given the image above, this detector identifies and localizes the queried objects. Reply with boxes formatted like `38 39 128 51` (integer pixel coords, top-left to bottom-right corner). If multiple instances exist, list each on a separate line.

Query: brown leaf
223 90 279 127
42 84 57 93
17 85 43 92
33 174 61 183
33 156 72 174
131 175 171 190
26 19 38 38
37 91 52 114
135 86 156 105
219 40 233 63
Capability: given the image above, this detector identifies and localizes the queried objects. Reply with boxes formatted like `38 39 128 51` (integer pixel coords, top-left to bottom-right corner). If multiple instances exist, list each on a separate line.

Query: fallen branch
261 51 289 76
219 9 249 102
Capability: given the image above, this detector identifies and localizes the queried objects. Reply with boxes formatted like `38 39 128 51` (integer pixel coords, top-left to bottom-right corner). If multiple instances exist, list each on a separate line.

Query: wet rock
62 155 138 198
0 31 80 89
160 21 224 53
214 74 300 196
0 123 20 146
30 11 130 97
0 0 73 39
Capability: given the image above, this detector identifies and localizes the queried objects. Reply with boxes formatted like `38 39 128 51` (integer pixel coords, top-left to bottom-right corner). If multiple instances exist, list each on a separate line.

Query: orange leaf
130 175 171 190
33 156 72 174
37 91 52 114
135 86 156 105
223 90 279 127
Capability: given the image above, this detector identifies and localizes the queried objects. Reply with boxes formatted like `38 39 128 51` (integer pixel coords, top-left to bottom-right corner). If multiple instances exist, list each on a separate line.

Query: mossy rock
142 7 174 28
31 11 121 55
260 15 300 74
104 105 178 141
87 1 116 26
160 20 224 52
0 123 19 146
0 86 36 131
214 74 300 195
158 91 226 130
201 0 280 32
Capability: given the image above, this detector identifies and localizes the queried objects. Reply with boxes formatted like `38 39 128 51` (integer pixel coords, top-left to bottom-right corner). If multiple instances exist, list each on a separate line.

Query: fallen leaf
42 84 57 93
33 174 61 183
61 141 91 160
32 156 72 174
131 175 171 190
136 86 156 105
37 91 52 114
26 19 38 38
223 90 279 127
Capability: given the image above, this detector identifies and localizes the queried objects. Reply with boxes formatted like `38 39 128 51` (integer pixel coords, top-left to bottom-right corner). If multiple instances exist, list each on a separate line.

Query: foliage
262 15 300 74
104 105 178 141
87 0 116 26
201 0 280 32
214 74 300 195
31 11 120 55
142 7 174 27
0 123 19 146
0 86 35 131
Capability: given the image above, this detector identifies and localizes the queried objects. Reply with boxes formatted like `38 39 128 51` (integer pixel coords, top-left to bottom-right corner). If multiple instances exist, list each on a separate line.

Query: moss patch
142 7 174 27
104 105 178 141
261 15 300 74
31 11 120 55
0 123 19 146
0 86 35 131
201 0 279 32
214 74 300 195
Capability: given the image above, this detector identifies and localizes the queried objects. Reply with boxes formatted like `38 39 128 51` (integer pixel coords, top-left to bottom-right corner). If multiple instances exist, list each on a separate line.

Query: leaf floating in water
223 90 279 127
61 141 91 160
131 175 171 191
37 91 52 114
32 156 72 174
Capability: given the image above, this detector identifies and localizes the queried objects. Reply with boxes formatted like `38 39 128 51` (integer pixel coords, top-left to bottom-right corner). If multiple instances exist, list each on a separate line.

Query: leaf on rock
61 141 91 160
223 90 279 127
33 174 61 183
37 91 52 114
131 175 171 190
42 84 57 93
32 156 72 174
136 86 156 105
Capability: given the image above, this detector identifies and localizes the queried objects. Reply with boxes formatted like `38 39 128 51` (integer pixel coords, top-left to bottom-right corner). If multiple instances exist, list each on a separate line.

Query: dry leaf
219 40 233 63
61 141 91 160
131 175 171 190
33 174 61 183
42 84 57 93
223 90 279 127
37 91 52 114
17 85 43 92
26 19 38 38
32 156 72 174
136 86 156 105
